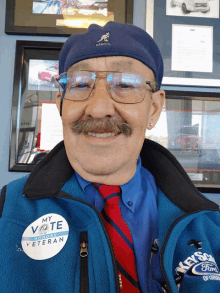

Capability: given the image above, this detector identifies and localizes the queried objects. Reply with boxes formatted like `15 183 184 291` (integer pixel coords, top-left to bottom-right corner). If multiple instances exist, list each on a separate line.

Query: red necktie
93 183 141 293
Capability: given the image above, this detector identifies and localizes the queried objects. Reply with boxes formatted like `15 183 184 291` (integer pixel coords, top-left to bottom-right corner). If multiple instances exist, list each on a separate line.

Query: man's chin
74 161 120 178
80 165 118 177
70 156 137 185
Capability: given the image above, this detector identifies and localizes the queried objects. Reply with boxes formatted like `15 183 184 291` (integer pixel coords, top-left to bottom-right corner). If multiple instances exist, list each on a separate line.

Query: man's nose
84 79 116 118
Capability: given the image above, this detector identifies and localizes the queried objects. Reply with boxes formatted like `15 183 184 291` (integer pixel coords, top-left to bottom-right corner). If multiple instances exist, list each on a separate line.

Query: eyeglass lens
59 71 148 104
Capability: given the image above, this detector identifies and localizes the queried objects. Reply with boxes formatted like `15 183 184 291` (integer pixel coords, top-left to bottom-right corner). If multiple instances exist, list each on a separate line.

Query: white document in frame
40 103 63 151
171 24 213 73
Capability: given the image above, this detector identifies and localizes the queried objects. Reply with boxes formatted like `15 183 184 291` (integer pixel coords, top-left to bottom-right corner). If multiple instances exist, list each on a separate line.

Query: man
0 22 220 293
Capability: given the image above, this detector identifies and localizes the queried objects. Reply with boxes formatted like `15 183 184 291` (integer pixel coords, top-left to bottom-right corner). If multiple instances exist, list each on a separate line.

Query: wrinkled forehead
67 56 155 79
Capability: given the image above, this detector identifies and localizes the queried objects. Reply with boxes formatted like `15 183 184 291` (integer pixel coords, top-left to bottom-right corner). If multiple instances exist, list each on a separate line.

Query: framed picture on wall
9 40 64 172
5 0 133 36
146 0 220 89
145 90 220 192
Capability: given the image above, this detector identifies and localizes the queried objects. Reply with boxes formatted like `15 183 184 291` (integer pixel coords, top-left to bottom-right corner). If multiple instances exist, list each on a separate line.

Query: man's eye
69 82 90 89
76 83 89 88
116 83 135 89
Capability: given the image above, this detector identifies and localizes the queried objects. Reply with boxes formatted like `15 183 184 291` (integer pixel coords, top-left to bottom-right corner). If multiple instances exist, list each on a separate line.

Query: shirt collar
75 171 91 193
120 156 142 212
75 156 143 213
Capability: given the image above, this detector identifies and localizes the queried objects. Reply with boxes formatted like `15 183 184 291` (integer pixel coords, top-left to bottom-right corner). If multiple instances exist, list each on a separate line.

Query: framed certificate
146 0 220 89
5 0 133 36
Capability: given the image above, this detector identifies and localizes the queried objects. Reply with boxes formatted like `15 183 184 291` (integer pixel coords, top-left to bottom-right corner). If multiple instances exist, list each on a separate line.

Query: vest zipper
58 191 121 293
150 239 159 263
80 231 89 293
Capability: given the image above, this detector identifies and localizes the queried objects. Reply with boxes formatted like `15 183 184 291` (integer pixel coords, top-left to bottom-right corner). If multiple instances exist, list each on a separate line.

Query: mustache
70 117 132 136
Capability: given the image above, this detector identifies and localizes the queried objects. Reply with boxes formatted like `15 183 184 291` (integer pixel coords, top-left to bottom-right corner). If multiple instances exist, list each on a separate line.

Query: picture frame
145 89 220 192
9 40 64 172
5 0 133 36
146 0 220 89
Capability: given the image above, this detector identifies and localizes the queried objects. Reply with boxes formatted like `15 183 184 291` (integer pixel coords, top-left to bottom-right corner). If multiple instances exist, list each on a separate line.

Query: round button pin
21 213 69 260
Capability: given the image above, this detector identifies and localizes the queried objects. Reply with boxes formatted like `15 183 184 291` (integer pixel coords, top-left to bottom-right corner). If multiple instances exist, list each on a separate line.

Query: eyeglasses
57 70 156 104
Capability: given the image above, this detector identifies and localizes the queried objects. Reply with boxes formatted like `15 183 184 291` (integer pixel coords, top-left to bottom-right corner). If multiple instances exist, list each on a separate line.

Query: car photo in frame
28 60 59 91
168 0 217 17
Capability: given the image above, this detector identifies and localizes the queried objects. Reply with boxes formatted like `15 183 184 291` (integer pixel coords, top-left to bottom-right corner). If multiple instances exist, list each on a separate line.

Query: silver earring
150 123 153 127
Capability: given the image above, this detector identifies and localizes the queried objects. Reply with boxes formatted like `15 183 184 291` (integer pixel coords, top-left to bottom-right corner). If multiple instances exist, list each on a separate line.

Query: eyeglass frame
57 70 157 105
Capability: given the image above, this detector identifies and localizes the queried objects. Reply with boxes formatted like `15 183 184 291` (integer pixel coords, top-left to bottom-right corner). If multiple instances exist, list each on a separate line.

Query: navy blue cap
59 21 164 90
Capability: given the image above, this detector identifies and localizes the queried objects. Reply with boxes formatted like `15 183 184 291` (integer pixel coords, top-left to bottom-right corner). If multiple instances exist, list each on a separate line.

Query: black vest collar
23 140 219 213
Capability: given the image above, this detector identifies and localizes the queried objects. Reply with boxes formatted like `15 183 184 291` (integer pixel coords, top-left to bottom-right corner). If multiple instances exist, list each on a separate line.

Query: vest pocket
80 231 89 293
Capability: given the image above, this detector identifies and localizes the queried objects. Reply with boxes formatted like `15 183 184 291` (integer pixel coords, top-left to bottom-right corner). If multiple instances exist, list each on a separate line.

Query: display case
9 40 63 172
146 90 220 192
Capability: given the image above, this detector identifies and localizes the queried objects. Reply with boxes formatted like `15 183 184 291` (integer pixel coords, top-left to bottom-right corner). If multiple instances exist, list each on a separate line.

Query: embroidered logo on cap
96 32 111 46
21 213 69 260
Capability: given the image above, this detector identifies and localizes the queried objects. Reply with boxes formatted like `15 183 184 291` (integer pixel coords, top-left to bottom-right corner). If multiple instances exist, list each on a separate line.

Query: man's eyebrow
68 62 90 72
68 60 134 73
108 61 134 71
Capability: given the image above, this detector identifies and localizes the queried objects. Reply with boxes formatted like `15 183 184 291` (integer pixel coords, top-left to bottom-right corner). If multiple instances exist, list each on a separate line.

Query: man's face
56 56 165 185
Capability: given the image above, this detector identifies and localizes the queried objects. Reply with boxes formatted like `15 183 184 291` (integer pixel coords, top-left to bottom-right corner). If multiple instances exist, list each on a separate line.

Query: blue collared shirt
75 157 159 292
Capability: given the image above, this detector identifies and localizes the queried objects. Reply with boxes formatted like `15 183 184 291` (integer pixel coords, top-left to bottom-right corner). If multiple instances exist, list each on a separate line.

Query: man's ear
147 89 165 129
56 91 63 116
